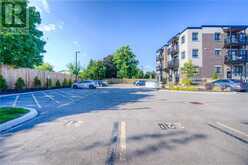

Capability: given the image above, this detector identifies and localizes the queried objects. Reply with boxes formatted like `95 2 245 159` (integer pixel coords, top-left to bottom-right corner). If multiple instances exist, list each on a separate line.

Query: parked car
72 80 96 89
206 79 248 92
94 80 108 87
134 80 146 86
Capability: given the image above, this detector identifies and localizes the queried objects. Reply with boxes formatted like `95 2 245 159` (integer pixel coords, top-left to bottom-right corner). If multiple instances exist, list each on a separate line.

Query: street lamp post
75 51 80 81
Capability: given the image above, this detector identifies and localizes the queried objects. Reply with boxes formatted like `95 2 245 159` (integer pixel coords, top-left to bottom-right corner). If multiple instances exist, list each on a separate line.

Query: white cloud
38 24 56 32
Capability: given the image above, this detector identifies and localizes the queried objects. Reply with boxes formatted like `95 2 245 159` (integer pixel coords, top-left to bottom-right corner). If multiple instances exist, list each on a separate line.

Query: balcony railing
224 35 248 47
224 50 248 64
168 58 179 69
168 45 179 55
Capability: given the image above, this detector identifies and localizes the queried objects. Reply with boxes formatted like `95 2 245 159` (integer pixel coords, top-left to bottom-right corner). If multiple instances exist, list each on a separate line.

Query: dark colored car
206 79 248 92
134 80 146 86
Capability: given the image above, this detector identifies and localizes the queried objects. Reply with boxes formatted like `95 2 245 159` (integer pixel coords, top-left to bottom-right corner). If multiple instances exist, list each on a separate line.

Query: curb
0 107 38 132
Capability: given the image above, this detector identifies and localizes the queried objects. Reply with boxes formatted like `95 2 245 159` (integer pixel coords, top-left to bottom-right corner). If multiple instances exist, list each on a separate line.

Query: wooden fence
0 65 75 89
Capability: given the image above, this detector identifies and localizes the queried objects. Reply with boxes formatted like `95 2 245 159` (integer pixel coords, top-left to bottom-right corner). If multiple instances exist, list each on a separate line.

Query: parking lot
0 88 98 110
0 86 248 165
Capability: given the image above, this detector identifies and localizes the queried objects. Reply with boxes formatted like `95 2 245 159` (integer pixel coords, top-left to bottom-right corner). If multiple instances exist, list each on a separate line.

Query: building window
181 35 185 44
181 51 185 59
192 49 199 58
214 66 222 74
214 33 221 41
233 66 243 75
192 32 198 41
214 49 221 56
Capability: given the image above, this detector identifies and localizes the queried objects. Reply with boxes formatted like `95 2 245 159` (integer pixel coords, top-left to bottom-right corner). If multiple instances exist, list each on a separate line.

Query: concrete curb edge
0 107 38 132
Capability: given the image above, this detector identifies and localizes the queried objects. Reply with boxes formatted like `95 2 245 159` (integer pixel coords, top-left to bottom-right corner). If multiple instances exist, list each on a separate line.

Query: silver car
72 80 96 89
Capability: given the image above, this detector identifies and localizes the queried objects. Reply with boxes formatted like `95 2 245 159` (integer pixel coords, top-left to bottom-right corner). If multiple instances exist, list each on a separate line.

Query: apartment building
156 25 248 84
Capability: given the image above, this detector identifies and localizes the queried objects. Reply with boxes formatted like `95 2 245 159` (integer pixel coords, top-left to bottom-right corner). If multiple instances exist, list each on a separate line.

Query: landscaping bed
0 107 29 124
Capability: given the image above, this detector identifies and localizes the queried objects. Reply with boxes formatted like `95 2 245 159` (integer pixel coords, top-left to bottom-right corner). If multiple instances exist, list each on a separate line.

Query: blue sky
29 0 248 71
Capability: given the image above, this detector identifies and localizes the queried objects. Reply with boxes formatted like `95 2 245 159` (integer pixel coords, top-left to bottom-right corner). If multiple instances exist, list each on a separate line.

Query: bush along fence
0 65 75 92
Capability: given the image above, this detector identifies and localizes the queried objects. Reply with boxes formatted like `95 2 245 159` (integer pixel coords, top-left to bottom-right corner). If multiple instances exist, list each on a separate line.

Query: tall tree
181 60 199 79
112 46 139 78
0 1 46 68
103 55 117 78
35 63 54 72
67 62 81 77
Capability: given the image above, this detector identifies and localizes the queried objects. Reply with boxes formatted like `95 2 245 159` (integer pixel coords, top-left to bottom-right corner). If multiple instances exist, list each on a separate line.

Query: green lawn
0 107 29 124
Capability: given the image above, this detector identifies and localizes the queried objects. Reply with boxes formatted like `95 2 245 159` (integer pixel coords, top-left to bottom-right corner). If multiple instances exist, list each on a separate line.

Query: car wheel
89 85 95 89
73 85 78 89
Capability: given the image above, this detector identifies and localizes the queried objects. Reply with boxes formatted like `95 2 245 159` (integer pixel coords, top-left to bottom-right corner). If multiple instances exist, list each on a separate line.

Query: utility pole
75 51 80 81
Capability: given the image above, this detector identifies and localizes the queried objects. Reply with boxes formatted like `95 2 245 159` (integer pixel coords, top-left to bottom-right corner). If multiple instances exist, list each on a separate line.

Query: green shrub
33 76 41 88
62 78 68 87
68 79 72 86
181 78 192 86
55 80 61 88
212 86 223 92
211 72 218 80
15 78 25 90
0 75 7 91
168 85 198 91
47 78 52 88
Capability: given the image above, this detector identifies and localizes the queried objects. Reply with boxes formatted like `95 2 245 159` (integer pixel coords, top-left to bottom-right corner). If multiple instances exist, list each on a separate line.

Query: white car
72 80 96 89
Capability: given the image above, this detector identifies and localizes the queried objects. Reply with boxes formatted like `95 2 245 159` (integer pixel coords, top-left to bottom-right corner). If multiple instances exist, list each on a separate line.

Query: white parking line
32 94 42 108
57 90 83 99
216 122 248 138
119 121 127 161
42 91 60 104
54 91 74 101
12 95 20 107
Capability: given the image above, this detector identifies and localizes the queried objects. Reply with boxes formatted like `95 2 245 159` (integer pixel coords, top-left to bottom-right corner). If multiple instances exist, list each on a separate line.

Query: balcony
224 50 248 64
156 55 164 61
224 35 247 48
169 45 179 56
168 58 179 69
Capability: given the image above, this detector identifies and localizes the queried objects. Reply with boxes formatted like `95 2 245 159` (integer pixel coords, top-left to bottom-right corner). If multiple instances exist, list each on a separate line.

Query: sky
29 0 248 72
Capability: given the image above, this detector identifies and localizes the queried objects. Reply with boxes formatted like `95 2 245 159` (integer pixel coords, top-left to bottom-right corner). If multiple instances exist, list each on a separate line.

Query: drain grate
189 101 203 105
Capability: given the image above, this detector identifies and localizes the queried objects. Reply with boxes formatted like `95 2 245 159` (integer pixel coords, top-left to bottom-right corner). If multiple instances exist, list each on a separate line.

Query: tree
135 68 144 79
0 1 46 68
112 46 139 78
81 59 106 80
144 71 156 79
36 63 54 72
103 55 117 78
181 60 199 85
67 62 81 78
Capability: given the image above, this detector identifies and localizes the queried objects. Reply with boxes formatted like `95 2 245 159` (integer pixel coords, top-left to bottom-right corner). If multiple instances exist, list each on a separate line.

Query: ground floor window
214 65 222 74
233 66 243 75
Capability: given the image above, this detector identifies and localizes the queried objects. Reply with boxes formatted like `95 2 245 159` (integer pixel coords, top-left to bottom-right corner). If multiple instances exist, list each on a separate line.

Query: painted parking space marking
32 94 42 108
12 95 20 107
57 101 73 108
158 122 184 130
119 121 127 161
41 91 60 104
53 91 74 101
56 90 83 99
216 122 248 138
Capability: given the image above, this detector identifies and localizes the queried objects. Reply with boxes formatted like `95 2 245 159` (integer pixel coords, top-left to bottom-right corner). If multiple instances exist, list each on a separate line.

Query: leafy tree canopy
0 1 46 68
35 63 54 72
181 60 199 79
112 45 139 78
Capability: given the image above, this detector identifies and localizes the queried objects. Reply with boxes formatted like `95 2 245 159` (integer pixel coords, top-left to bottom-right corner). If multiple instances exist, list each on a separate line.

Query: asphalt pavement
0 86 248 165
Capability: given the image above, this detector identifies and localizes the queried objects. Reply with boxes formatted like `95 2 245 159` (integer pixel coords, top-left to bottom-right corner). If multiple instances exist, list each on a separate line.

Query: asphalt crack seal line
106 122 119 165
106 121 127 165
